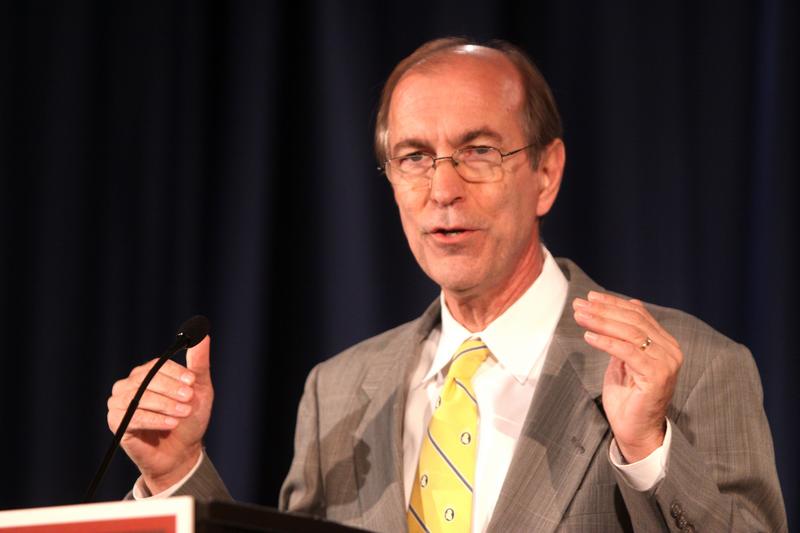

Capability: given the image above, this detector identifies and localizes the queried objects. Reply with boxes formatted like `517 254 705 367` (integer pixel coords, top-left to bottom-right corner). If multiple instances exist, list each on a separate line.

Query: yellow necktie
408 338 489 533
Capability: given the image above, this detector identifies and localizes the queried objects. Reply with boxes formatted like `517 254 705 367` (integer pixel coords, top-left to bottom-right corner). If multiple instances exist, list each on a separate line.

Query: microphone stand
83 316 208 503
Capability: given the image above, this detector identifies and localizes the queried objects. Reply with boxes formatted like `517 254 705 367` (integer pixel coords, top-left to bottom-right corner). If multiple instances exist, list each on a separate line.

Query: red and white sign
0 496 194 533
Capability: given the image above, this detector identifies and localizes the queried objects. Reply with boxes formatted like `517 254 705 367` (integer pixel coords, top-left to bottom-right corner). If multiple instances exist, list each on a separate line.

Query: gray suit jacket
178 259 786 532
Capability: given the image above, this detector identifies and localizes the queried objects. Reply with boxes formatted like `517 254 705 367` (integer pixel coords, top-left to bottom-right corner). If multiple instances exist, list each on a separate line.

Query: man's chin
427 269 485 296
415 251 490 294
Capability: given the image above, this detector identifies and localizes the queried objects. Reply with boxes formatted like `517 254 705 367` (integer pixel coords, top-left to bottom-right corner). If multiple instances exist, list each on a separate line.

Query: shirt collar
421 247 568 385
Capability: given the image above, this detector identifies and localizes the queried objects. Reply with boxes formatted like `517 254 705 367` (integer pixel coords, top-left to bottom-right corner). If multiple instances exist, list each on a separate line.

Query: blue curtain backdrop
1 0 797 526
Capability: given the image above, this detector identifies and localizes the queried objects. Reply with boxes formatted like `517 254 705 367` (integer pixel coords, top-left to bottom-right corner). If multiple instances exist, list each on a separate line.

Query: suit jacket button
684 525 695 533
677 516 688 529
670 501 682 518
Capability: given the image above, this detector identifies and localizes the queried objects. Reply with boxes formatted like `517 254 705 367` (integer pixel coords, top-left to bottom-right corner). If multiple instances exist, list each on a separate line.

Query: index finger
585 291 680 350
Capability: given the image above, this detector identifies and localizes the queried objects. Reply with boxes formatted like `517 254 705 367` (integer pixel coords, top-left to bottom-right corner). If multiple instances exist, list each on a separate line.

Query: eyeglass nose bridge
430 154 460 171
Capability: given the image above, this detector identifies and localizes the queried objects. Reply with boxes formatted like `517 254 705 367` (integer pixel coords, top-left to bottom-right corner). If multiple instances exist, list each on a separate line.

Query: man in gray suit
107 38 786 531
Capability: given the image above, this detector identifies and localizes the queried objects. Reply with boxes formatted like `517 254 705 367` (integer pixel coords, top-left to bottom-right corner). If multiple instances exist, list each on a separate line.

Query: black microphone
83 315 211 503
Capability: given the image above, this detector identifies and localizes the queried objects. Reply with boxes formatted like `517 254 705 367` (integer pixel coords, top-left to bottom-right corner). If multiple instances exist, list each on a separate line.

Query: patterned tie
408 338 489 533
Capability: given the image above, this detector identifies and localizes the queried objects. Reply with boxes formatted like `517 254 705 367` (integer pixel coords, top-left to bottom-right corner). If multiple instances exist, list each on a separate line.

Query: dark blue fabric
0 0 796 525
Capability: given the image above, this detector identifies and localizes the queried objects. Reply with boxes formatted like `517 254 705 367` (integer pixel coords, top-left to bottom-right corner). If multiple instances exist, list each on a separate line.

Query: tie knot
447 338 489 383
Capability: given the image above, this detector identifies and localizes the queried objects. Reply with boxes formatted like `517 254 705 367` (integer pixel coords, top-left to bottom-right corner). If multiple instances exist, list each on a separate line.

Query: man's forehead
391 48 524 114
386 50 525 148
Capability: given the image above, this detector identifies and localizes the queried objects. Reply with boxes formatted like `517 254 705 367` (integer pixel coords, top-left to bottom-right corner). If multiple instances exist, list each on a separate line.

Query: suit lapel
488 259 611 533
352 301 441 532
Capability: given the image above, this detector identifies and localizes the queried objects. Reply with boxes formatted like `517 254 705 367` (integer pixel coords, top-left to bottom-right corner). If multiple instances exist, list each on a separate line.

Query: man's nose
429 158 466 206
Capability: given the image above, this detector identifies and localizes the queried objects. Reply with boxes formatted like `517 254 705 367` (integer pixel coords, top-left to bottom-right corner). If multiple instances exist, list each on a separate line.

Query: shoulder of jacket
311 301 439 385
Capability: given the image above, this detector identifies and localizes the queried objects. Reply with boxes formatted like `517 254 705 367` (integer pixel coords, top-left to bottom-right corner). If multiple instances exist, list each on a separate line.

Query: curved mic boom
83 315 211 502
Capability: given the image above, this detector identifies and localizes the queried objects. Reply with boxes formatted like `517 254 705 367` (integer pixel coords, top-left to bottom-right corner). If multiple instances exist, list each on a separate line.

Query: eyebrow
457 128 504 146
391 138 432 156
389 127 506 157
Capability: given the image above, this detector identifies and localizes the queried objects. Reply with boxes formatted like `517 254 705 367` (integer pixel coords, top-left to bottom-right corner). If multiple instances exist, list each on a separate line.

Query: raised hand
573 291 683 462
107 335 214 493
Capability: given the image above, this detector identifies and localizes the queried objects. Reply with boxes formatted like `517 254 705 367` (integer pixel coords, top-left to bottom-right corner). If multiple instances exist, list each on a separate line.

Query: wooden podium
0 497 371 532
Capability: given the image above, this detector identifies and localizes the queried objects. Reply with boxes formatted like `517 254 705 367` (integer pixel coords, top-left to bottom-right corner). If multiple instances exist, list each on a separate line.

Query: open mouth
430 227 474 239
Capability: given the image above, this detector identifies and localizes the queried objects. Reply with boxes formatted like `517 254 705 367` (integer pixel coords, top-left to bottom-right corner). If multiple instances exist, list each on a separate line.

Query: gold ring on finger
639 336 653 351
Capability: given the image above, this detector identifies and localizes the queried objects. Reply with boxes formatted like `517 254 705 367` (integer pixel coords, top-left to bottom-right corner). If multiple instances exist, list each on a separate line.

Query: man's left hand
573 291 683 463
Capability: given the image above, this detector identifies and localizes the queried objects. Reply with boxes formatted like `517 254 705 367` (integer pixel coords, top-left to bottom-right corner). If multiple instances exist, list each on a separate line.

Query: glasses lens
394 153 432 177
455 147 502 181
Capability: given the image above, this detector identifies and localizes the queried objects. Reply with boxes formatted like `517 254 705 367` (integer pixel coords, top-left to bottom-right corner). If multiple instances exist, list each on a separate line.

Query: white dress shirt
402 248 670 532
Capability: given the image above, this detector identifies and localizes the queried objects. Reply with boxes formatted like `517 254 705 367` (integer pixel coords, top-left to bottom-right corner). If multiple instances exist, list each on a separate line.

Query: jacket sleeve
172 451 233 502
123 450 232 502
278 363 326 517
614 341 787 532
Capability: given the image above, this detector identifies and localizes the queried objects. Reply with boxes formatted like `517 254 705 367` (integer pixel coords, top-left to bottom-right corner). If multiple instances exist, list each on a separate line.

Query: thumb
186 335 211 385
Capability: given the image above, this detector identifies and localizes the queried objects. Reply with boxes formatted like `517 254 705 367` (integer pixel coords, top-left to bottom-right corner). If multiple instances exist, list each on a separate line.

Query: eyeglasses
380 144 534 188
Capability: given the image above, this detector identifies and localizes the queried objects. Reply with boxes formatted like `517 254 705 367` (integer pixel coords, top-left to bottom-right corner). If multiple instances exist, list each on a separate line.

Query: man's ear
535 138 566 217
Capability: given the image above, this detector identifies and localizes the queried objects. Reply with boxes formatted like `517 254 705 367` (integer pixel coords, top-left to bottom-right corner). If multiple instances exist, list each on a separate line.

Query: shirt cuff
131 451 205 500
609 419 672 492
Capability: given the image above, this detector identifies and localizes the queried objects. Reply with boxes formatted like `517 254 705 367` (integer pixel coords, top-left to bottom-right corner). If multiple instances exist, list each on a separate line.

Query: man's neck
443 245 545 332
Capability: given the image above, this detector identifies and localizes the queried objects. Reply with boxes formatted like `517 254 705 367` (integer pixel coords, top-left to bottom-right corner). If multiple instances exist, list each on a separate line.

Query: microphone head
177 315 211 348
